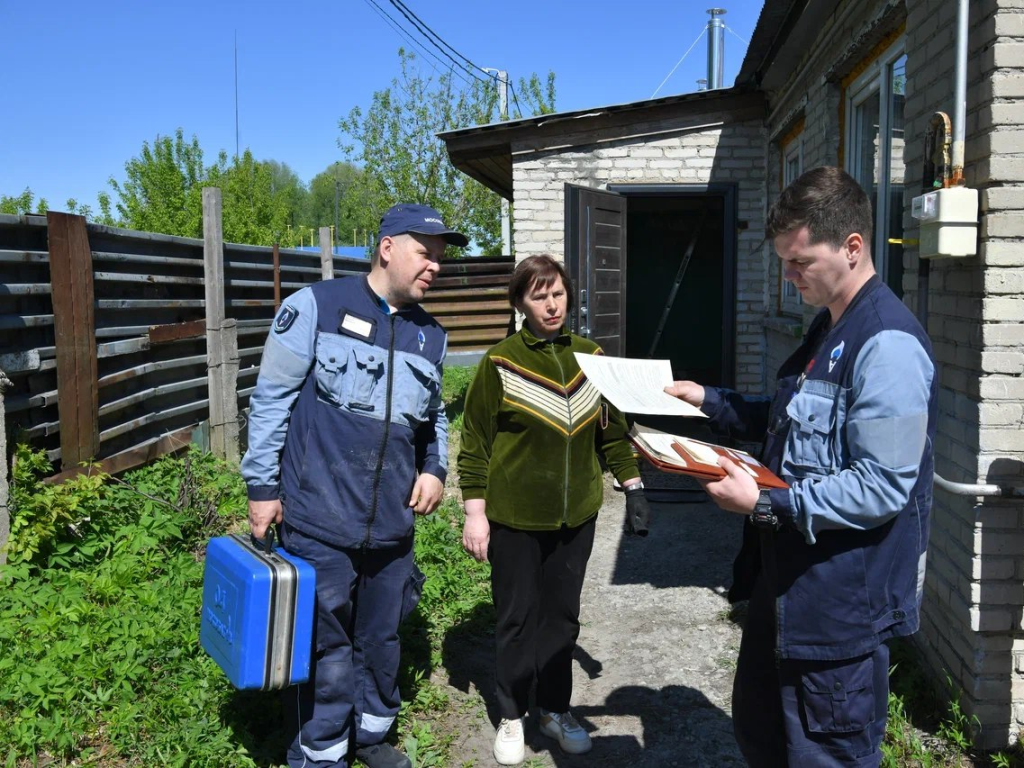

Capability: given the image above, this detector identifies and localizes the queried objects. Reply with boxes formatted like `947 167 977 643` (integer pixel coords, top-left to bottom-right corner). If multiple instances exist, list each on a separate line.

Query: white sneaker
493 718 525 765
538 709 592 754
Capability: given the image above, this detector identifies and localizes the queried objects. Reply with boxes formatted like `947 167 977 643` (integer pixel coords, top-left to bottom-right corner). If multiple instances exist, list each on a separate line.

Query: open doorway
611 184 736 389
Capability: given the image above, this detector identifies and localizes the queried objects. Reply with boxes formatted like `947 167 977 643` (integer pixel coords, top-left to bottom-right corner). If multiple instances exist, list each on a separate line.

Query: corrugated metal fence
0 194 513 483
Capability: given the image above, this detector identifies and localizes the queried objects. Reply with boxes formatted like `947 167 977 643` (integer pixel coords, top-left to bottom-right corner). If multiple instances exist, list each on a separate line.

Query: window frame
843 36 906 295
778 126 804 315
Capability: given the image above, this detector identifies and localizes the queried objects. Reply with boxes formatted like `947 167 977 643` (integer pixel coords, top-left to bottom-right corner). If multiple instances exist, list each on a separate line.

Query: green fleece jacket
457 325 640 530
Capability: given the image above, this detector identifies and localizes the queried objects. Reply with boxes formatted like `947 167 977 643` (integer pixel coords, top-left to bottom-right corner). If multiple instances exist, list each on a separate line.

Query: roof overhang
736 0 847 90
439 86 765 199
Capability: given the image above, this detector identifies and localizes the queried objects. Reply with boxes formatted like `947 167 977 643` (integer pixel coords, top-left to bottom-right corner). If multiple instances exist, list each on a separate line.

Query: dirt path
436 479 748 766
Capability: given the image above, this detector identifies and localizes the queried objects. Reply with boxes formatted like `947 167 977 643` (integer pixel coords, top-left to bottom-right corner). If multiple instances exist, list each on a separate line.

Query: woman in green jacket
458 254 650 765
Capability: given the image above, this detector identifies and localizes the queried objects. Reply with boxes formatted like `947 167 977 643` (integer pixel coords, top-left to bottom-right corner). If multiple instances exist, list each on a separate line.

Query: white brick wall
910 0 1024 749
750 0 1024 750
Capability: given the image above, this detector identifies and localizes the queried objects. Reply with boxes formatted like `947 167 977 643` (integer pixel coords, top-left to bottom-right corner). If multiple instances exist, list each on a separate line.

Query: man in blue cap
242 204 468 768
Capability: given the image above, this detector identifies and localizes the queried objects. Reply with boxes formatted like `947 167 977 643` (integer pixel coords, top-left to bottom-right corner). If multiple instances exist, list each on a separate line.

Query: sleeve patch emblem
275 305 299 333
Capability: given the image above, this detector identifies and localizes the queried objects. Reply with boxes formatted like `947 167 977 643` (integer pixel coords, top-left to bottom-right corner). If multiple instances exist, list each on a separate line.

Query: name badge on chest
338 312 376 342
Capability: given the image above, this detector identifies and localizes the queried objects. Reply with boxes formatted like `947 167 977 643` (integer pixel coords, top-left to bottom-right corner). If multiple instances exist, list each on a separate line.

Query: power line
508 80 525 120
388 0 493 81
384 0 493 87
650 27 706 99
363 0 475 87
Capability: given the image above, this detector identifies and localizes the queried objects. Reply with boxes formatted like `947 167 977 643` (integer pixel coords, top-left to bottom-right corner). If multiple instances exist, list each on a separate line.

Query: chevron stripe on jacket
458 325 640 530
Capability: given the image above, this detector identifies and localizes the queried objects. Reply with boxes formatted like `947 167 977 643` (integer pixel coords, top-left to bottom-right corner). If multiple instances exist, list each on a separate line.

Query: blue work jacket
703 276 937 661
240 276 448 549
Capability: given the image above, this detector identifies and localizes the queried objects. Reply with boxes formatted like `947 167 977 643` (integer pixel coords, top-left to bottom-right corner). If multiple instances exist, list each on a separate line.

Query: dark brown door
564 184 627 356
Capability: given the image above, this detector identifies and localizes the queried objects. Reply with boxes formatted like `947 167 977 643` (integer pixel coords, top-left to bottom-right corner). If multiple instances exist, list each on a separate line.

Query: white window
780 134 803 313
845 38 907 296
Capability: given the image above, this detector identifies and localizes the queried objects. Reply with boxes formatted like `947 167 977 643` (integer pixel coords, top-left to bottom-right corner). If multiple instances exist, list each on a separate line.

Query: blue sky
0 0 764 213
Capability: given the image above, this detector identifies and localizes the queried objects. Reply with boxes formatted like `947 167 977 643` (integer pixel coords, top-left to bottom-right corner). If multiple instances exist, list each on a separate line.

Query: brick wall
511 116 768 392
758 0 1024 748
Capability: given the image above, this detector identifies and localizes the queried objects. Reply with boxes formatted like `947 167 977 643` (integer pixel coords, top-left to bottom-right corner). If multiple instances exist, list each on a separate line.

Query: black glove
624 485 651 537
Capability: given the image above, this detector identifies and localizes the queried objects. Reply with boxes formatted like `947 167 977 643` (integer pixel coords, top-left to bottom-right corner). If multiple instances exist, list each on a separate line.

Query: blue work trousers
280 522 417 768
732 571 889 767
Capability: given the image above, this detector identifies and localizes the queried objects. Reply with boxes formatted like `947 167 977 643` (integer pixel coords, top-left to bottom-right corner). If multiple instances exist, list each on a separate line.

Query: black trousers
489 517 597 720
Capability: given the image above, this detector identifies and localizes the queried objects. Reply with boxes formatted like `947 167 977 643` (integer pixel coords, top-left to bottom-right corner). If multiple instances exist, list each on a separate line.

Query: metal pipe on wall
951 0 968 185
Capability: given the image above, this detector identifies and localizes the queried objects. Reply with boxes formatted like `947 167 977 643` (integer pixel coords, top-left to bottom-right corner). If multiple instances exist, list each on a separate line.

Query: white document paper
574 353 706 417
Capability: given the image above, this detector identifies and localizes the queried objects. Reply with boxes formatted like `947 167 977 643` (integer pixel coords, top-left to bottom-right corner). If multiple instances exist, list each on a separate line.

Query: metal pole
952 0 968 185
334 177 340 239
485 68 513 255
706 8 726 90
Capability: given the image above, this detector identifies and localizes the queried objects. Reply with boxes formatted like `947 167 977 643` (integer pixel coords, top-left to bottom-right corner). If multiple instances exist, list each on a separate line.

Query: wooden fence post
47 212 99 469
203 188 239 462
319 226 333 280
0 368 11 564
273 242 282 311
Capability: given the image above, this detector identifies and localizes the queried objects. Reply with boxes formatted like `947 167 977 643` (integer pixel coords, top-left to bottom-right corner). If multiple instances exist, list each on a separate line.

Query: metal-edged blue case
200 533 316 690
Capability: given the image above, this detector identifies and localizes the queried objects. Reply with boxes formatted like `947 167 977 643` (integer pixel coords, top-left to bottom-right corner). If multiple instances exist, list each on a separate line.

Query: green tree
212 150 302 247
1 188 48 215
307 161 369 246
339 49 556 256
108 128 207 237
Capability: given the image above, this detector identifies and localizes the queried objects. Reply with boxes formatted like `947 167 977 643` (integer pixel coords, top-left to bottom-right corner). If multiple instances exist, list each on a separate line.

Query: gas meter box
911 187 979 258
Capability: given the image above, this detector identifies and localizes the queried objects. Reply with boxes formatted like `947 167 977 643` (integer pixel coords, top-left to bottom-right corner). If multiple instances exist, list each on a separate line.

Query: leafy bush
0 446 263 765
442 364 476 432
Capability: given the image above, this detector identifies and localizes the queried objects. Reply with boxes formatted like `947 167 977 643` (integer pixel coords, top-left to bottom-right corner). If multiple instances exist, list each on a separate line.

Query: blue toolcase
200 532 316 690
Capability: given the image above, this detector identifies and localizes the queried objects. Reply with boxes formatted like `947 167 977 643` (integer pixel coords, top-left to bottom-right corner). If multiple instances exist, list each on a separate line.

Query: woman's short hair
507 255 574 313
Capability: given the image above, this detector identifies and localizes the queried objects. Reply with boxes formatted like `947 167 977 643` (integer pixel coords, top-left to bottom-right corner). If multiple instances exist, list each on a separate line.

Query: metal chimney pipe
707 8 726 89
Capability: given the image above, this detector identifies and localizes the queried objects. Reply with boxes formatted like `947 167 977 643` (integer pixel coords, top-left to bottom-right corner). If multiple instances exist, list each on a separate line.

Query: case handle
250 526 276 554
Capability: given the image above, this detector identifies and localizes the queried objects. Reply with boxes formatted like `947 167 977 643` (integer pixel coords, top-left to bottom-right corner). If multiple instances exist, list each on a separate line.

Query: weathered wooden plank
0 314 55 329
100 398 209 442
433 274 511 289
98 299 205 309
148 319 207 344
97 354 207 388
98 375 208 418
425 299 511 314
0 283 52 295
446 328 509 344
423 286 507 301
48 211 99 469
320 227 334 280
0 249 49 263
435 313 512 329
97 338 150 358
44 424 198 485
0 349 41 373
93 271 205 286
273 243 281 310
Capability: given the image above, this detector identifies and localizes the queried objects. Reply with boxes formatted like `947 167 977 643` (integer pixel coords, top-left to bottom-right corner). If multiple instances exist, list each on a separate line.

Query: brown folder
629 423 789 490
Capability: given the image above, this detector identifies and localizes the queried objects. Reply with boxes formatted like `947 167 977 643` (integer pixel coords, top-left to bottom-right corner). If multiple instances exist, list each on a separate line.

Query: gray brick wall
721 0 1022 749
906 0 1024 748
511 116 768 392
757 0 1024 749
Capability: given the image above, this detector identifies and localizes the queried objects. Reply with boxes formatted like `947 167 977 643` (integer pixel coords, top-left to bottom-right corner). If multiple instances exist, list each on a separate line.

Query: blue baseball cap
378 203 468 247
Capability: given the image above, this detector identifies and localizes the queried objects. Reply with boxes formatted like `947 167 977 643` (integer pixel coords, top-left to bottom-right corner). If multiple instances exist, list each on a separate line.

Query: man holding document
665 168 937 766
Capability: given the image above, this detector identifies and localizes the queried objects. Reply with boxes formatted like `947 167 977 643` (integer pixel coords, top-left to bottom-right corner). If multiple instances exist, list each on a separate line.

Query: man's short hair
508 254 574 313
766 166 873 249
